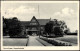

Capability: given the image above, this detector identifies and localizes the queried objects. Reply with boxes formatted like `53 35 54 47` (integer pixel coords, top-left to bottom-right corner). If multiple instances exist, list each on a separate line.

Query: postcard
1 1 79 50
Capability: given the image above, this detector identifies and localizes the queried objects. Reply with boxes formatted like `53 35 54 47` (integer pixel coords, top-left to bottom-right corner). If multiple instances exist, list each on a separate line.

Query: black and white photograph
1 1 79 50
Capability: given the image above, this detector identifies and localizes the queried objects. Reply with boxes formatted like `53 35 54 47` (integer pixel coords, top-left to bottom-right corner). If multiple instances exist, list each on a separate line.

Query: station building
21 16 50 35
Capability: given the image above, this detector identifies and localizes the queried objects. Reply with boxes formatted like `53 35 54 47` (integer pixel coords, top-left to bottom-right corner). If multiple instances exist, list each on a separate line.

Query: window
32 19 36 22
30 23 37 25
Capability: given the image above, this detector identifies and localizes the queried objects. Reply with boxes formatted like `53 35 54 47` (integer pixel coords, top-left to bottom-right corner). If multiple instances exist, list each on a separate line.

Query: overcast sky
1 1 79 32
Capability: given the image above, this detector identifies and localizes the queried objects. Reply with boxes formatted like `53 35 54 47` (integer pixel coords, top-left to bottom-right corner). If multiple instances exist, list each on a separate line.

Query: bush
40 37 72 46
67 33 77 35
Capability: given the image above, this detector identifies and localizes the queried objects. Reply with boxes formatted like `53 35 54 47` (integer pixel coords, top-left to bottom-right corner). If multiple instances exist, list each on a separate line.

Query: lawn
3 36 28 46
55 35 77 44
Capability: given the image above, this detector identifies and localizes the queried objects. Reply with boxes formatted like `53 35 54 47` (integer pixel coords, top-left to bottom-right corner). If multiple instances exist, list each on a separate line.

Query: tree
53 26 64 37
44 19 68 37
3 17 10 36
64 28 70 34
75 30 78 33
3 17 28 37
8 17 22 37
3 17 6 36
44 21 54 37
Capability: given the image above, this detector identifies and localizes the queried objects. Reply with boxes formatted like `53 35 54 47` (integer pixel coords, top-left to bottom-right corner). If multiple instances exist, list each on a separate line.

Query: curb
36 38 53 46
26 36 29 46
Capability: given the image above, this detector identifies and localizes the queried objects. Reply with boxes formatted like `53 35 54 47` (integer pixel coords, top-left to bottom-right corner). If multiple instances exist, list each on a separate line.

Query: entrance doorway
32 33 36 36
28 31 39 36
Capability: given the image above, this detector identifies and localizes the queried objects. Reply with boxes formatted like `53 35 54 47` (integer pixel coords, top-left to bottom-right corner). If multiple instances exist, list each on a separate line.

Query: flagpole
38 4 41 38
38 4 40 18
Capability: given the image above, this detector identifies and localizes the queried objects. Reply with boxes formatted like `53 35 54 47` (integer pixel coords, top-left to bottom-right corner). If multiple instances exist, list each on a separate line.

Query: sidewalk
27 36 44 46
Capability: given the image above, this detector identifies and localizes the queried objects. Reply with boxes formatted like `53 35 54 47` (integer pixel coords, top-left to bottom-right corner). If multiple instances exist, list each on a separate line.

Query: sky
1 1 79 32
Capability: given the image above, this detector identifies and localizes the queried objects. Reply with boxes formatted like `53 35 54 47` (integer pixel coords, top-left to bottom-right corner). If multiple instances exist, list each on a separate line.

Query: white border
1 1 79 50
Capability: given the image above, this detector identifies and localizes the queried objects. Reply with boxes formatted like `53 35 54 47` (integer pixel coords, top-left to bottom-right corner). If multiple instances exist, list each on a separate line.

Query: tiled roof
37 19 50 25
20 19 50 26
20 21 30 26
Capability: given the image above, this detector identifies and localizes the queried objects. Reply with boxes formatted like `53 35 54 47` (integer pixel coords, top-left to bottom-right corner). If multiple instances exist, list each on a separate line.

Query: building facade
21 16 50 35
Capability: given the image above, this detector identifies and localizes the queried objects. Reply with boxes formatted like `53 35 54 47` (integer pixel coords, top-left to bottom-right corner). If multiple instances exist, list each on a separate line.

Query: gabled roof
37 19 50 25
20 17 50 27
29 16 39 25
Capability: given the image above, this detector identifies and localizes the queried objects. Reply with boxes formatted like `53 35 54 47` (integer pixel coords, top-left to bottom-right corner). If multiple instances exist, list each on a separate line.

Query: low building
21 16 50 35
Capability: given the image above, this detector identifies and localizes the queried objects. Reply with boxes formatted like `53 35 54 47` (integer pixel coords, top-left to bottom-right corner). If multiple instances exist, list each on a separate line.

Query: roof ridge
20 21 29 22
36 18 49 19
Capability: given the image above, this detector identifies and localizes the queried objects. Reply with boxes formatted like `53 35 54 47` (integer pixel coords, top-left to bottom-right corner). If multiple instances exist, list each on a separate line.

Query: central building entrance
28 31 39 36
27 16 40 36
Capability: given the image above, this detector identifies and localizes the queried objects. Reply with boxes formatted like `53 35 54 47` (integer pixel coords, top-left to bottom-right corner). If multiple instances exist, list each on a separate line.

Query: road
27 36 44 46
